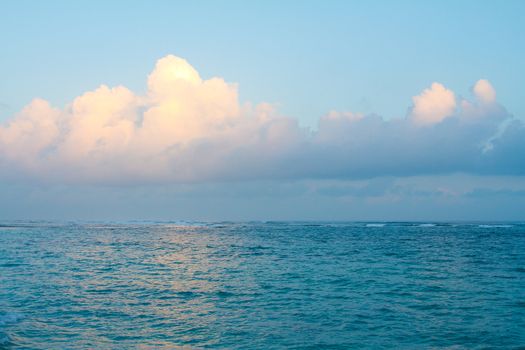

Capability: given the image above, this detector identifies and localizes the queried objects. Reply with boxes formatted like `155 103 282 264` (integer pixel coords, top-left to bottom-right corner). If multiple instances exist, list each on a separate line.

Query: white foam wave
366 223 386 227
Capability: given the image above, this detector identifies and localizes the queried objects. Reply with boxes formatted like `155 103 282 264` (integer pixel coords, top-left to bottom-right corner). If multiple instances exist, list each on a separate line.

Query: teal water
1 222 524 349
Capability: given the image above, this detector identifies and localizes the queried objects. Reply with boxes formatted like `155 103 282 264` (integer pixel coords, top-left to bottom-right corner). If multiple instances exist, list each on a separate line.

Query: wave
478 224 513 228
0 334 10 347
0 313 24 347
0 313 23 326
365 223 386 227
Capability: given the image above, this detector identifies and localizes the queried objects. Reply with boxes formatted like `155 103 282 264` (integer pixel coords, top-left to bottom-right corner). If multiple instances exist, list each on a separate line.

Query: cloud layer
1 55 523 184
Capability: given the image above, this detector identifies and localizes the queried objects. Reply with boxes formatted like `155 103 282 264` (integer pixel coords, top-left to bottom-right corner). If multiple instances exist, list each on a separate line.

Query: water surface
1 222 524 349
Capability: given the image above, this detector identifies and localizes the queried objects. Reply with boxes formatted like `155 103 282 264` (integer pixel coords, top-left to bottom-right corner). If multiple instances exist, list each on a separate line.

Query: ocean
0 222 524 349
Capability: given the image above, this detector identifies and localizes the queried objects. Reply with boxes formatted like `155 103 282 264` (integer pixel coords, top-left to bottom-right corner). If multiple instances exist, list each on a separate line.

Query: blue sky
1 1 524 221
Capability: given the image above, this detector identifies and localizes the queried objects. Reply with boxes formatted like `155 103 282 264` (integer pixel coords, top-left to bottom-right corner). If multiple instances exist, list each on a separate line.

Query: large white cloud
0 55 522 184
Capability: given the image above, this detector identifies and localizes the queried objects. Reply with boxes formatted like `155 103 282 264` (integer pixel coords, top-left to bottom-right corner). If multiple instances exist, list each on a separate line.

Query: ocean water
1 222 524 349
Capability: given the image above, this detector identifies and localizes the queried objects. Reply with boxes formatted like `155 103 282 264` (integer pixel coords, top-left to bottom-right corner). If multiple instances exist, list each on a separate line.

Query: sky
1 0 524 221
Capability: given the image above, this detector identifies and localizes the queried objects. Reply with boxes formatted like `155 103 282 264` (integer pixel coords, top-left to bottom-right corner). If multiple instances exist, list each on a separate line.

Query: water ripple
0 222 524 349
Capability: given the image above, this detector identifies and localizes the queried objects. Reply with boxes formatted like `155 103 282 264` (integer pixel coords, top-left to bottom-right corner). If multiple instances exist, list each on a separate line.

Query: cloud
466 187 525 198
473 79 496 104
409 82 456 125
0 55 523 184
3 175 524 221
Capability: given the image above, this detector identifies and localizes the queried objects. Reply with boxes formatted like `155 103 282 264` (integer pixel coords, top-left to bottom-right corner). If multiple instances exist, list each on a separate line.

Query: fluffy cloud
0 55 523 184
409 82 456 125
473 79 496 104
